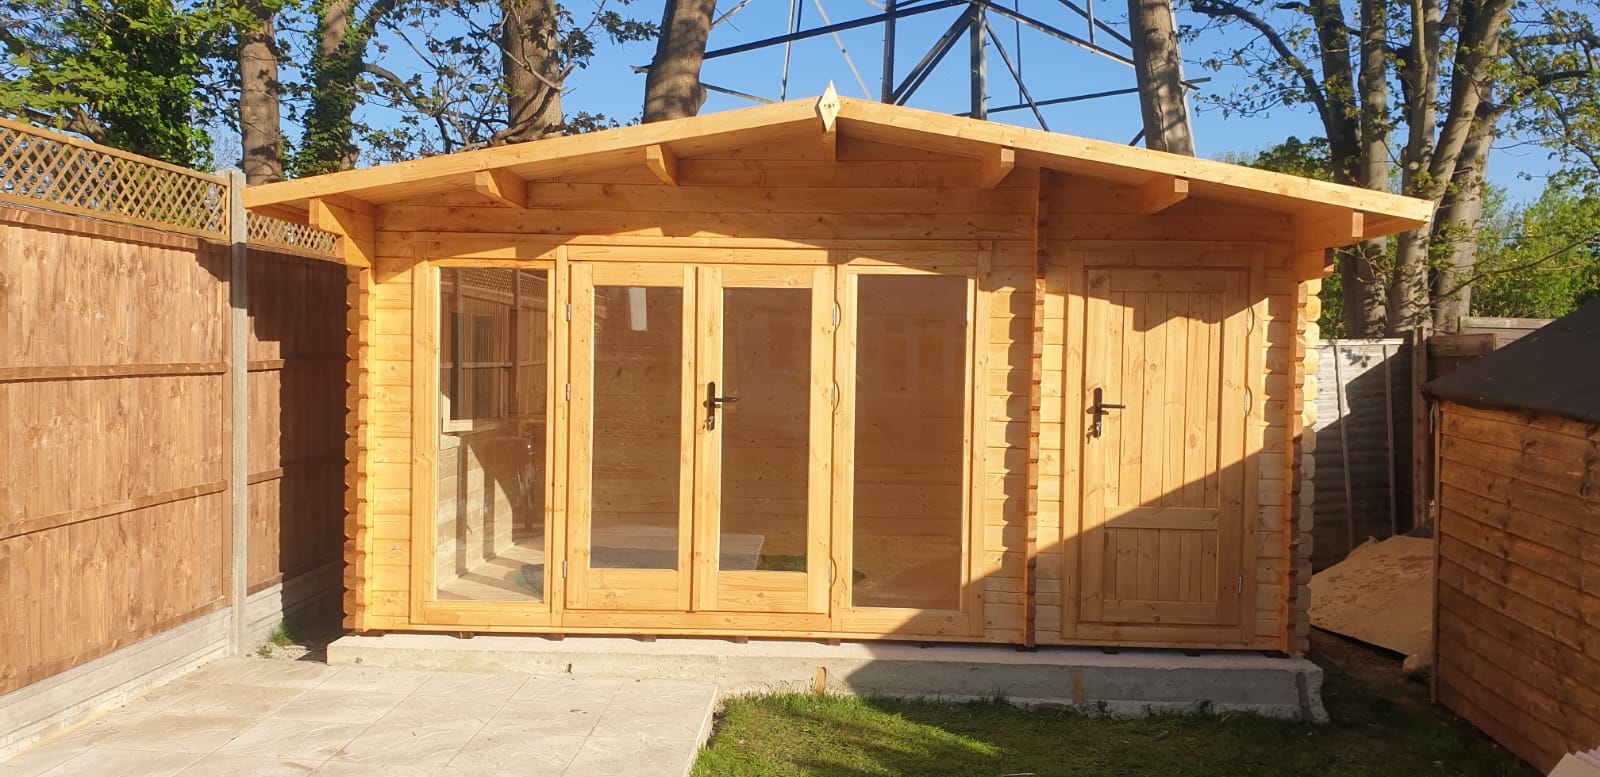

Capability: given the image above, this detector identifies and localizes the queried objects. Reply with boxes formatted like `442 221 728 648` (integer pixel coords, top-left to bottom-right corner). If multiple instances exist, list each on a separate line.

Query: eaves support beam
1293 210 1366 253
978 147 1016 189
1134 175 1189 215
474 169 528 208
645 144 679 186
308 195 377 268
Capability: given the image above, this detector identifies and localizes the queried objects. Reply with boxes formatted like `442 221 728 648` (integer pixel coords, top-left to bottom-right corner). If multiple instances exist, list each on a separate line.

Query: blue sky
361 0 1561 201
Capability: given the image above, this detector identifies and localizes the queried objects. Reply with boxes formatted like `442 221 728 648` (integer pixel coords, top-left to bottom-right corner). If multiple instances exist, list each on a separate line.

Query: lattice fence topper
247 212 340 257
0 117 228 237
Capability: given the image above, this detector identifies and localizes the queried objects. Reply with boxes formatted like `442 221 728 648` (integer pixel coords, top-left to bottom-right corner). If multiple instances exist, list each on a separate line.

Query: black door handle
705 381 738 430
1089 387 1125 438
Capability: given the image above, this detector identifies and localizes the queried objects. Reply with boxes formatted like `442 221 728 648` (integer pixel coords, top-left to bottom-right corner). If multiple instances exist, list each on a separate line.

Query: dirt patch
1310 627 1538 775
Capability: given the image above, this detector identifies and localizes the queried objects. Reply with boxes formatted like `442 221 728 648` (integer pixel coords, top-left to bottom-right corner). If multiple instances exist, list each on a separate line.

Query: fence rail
0 117 336 258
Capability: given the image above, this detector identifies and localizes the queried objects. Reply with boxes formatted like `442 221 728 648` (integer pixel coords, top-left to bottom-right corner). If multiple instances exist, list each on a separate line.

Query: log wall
348 134 1315 651
1434 401 1600 772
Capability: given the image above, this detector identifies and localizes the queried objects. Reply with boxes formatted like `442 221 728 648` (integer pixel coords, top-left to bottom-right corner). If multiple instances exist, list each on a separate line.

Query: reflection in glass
852 275 968 609
590 285 684 569
720 288 810 573
435 269 549 601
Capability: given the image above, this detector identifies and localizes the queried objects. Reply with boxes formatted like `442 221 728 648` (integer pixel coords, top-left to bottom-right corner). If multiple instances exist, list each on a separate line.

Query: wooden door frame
566 262 698 612
401 246 991 639
1057 247 1266 648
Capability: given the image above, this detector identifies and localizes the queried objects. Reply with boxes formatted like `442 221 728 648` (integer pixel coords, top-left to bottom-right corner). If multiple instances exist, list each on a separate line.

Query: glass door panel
568 264 695 610
434 268 552 602
698 267 831 613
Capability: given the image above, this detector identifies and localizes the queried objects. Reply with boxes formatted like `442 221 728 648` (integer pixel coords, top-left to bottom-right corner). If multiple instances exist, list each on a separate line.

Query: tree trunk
1388 0 1511 334
496 0 562 144
237 0 282 184
642 0 718 123
295 0 395 175
1127 0 1194 155
1308 0 1360 184
1431 104 1500 329
1341 0 1389 336
1306 0 1385 335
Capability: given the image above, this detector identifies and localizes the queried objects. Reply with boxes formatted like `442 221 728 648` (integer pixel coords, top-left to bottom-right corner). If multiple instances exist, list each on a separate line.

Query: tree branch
1191 0 1330 121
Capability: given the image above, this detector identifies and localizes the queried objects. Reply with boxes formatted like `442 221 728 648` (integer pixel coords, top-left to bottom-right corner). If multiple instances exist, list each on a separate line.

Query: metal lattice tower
696 0 1191 140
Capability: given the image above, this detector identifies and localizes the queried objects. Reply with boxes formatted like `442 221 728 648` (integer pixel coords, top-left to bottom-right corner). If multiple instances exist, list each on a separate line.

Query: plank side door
1075 267 1248 630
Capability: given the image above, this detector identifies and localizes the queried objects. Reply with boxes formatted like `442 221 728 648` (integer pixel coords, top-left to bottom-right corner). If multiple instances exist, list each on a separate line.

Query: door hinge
564 383 571 401
565 303 571 321
562 560 569 578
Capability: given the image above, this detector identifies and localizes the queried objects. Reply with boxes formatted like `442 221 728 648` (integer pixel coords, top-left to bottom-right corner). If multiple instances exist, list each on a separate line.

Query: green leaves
0 0 226 166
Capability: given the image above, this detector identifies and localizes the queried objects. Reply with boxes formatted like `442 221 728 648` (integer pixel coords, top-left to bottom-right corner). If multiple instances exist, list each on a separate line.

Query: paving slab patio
0 658 716 777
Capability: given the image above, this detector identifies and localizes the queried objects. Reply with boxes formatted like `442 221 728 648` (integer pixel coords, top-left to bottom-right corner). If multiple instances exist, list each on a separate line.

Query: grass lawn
691 644 1533 776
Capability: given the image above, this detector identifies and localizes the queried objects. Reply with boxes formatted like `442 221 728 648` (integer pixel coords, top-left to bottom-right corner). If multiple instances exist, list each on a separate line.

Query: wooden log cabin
1424 301 1600 770
243 92 1430 654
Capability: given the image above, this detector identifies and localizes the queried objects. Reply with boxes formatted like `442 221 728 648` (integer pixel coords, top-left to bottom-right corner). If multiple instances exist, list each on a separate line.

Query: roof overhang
245 88 1432 258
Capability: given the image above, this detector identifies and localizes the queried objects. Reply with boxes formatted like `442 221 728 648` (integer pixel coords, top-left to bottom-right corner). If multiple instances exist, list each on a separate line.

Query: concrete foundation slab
328 634 1328 723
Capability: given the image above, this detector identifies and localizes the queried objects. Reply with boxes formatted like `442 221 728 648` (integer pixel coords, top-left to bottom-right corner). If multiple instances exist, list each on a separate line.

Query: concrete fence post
227 169 250 655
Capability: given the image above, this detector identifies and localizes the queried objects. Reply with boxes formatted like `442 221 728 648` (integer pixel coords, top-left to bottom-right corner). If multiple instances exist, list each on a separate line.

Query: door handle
1089 386 1125 438
705 381 738 430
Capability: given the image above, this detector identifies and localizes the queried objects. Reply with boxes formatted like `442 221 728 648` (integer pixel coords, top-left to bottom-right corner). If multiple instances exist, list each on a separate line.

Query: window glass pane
435 269 549 601
852 275 967 609
590 285 684 570
720 288 810 573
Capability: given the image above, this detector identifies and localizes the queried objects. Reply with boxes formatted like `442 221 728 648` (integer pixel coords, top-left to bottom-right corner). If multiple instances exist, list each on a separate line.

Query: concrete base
328 634 1328 722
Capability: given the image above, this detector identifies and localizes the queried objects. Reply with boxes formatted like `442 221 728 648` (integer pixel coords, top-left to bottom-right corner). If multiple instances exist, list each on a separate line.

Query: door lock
1089 386 1125 438
705 381 739 430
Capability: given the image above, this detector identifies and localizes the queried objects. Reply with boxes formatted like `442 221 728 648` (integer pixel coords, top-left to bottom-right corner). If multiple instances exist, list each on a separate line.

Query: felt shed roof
243 90 1432 259
1425 300 1600 424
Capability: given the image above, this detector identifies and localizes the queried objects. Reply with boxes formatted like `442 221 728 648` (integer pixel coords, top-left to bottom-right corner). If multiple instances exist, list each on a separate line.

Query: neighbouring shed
243 91 1430 653
1425 300 1600 771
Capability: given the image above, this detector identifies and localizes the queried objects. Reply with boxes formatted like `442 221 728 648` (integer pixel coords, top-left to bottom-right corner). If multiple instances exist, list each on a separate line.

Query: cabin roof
243 90 1432 248
1425 300 1600 423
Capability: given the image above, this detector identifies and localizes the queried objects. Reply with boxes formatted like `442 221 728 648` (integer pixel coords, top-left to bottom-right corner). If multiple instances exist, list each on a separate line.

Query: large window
851 274 969 609
434 268 550 601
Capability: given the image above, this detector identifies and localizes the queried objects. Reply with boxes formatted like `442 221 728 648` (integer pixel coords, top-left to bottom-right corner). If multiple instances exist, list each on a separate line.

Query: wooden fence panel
1311 340 1412 568
0 210 231 695
0 206 347 697
1434 401 1600 772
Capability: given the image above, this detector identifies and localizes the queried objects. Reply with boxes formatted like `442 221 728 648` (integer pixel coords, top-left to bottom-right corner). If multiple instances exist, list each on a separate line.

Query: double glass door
566 264 833 614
